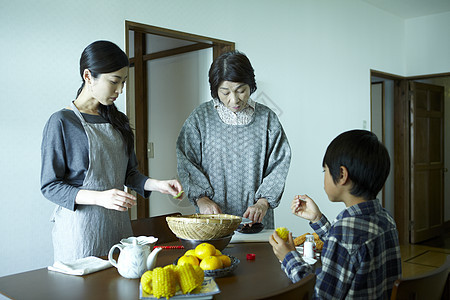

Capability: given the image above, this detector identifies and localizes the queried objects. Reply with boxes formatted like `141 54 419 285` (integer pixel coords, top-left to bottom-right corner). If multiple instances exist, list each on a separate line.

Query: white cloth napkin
48 256 112 276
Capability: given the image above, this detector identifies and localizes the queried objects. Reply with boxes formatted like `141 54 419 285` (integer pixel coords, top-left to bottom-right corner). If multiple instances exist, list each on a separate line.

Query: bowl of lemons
174 242 240 277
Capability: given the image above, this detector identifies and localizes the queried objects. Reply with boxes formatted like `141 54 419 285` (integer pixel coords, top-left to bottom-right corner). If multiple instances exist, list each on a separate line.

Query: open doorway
125 21 235 219
371 70 450 244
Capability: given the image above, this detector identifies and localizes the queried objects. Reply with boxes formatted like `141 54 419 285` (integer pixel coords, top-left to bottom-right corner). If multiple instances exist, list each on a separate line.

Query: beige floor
400 243 450 277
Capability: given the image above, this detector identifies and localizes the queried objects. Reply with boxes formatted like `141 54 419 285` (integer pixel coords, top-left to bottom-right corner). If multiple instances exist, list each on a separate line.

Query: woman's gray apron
51 102 133 263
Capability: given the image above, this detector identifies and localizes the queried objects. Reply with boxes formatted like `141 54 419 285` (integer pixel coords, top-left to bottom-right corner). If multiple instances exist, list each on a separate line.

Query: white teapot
108 238 162 279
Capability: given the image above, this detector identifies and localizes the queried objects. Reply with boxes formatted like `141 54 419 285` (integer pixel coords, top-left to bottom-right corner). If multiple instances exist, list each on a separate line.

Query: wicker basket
166 214 242 240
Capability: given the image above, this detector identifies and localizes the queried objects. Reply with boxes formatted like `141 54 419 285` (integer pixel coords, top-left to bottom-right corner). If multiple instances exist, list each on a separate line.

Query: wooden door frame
125 21 235 218
371 70 449 244
370 81 386 207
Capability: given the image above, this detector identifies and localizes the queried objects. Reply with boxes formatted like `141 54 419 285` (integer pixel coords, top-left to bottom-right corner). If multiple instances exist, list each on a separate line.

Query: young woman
41 40 182 263
176 51 291 229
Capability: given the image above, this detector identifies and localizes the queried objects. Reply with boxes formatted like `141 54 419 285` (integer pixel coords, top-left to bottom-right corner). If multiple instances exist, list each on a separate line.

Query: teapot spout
146 247 163 270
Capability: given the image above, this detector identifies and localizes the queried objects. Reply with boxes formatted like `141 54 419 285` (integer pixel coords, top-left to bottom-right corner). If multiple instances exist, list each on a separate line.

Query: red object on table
246 253 256 260
153 245 185 249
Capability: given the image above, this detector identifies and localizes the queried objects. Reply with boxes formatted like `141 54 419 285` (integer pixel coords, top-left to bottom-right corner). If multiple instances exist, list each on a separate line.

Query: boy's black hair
322 129 390 200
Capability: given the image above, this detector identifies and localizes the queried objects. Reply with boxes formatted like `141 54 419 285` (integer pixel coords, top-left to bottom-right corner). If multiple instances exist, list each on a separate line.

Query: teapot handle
108 244 124 268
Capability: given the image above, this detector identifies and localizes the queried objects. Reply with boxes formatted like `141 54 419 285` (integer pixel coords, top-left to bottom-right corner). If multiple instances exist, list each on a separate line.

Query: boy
270 130 402 299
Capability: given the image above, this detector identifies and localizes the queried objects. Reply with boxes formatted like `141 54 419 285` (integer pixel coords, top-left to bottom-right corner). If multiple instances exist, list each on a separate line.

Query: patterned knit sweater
176 100 291 228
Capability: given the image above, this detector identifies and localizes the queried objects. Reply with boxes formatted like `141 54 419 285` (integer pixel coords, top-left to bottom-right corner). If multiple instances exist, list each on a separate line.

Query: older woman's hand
197 197 222 214
243 198 269 223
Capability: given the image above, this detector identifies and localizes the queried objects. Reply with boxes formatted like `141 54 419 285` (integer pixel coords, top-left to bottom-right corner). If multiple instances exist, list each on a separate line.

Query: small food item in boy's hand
275 227 290 242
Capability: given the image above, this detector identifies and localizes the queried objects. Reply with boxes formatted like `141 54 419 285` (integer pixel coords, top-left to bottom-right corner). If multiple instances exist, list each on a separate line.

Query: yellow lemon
194 243 216 260
177 254 200 266
214 249 222 256
275 227 289 242
184 249 196 257
199 255 223 270
217 255 231 268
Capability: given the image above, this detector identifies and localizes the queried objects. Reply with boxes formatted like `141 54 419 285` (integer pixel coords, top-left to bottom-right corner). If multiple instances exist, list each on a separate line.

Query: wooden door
409 81 445 243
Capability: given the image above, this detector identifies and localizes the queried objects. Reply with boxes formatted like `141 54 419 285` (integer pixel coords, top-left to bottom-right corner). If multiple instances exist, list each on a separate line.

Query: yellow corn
276 227 290 242
175 264 204 294
152 266 177 299
141 270 153 294
193 264 204 281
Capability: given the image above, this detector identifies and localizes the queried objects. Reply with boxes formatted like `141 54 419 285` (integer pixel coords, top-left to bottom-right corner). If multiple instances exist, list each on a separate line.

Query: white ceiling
360 0 450 19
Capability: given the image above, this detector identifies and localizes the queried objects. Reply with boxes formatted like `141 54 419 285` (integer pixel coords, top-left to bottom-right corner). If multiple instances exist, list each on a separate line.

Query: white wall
1 0 449 277
405 11 450 76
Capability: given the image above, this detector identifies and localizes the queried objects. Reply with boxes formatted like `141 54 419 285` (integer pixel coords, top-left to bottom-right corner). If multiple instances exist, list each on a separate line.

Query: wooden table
0 242 293 300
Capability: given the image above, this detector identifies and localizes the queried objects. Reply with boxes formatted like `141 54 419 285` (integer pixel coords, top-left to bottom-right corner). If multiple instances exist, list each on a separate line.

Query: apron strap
70 102 87 124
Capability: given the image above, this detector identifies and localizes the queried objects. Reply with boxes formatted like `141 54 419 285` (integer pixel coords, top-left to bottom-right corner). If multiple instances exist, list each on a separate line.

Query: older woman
176 50 291 229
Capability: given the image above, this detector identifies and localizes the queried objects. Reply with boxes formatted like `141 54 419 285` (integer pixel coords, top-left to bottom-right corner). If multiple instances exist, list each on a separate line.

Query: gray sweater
176 100 291 229
41 108 149 211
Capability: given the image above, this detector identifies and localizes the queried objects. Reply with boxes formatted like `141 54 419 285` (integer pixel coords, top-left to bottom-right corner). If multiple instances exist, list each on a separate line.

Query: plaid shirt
281 199 402 299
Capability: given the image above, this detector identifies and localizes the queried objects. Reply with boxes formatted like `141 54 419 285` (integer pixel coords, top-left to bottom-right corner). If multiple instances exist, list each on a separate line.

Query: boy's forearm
311 213 323 223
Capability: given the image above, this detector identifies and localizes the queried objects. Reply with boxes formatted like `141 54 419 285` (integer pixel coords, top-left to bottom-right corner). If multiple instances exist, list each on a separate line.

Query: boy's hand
291 194 322 223
269 231 296 262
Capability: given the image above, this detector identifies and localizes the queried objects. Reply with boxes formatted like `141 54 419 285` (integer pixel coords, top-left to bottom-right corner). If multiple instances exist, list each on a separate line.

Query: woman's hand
243 198 269 223
76 189 137 211
197 197 222 214
144 178 183 197
269 231 296 262
291 194 322 223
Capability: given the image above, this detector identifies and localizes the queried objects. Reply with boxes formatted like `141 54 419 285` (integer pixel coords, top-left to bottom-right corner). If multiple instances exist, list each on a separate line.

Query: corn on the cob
276 227 289 241
152 266 177 299
141 270 153 294
193 264 204 280
175 264 204 294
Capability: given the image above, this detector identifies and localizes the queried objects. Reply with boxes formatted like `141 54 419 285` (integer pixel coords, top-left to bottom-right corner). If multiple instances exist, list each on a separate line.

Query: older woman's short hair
208 50 257 99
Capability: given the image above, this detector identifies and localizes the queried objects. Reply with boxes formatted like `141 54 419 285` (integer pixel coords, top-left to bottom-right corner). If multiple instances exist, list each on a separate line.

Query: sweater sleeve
254 115 291 208
176 118 214 204
40 113 80 211
125 150 151 198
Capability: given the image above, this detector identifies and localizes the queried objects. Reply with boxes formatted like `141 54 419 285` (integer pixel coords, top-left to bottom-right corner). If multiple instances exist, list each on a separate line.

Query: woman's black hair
322 130 390 200
208 50 257 99
76 40 134 155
